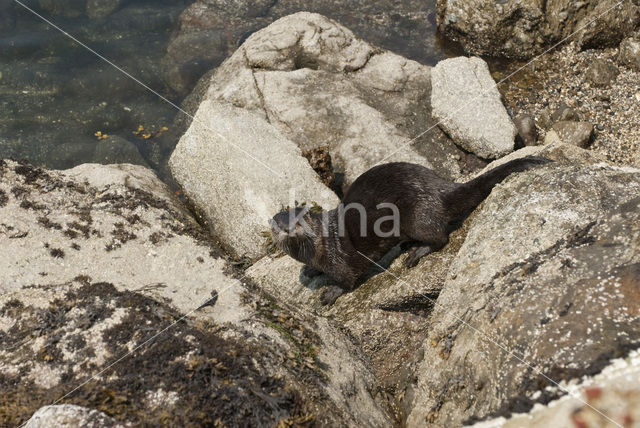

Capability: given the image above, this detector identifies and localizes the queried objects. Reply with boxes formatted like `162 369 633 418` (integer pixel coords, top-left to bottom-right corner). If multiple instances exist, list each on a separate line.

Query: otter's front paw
320 286 344 306
301 265 323 278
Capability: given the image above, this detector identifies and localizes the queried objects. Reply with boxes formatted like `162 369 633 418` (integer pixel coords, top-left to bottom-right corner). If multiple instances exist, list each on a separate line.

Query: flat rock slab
0 161 243 322
431 56 516 159
169 100 339 259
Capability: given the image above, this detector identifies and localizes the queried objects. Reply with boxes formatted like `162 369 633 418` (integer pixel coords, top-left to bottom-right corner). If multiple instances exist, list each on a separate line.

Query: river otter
270 157 551 305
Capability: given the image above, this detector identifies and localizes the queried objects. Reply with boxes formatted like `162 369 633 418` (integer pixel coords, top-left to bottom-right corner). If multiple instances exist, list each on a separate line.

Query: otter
270 157 551 305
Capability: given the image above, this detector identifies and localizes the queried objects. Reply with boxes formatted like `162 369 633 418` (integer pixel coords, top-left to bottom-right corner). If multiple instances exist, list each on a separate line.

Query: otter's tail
444 156 551 220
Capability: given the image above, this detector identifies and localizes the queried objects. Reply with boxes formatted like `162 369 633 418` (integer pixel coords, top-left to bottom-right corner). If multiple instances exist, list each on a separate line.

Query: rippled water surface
1 0 462 179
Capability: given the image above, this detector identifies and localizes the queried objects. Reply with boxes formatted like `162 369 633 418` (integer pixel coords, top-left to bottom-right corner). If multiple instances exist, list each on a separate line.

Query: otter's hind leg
405 245 435 267
403 226 449 268
320 261 367 306
320 286 344 306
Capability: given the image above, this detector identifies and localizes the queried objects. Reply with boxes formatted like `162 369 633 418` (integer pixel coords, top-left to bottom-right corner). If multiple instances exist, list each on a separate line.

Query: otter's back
341 163 456 253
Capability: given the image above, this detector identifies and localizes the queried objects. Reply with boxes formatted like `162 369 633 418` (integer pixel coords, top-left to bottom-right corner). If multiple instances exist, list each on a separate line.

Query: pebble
585 59 619 87
552 121 594 148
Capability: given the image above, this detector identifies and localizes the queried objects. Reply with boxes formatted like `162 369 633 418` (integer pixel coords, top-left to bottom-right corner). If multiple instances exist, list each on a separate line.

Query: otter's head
269 206 317 264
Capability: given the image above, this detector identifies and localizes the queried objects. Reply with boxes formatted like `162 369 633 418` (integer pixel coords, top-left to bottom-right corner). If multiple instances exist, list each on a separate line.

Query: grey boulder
431 56 516 159
585 58 620 87
619 33 640 71
163 0 451 97
0 159 388 426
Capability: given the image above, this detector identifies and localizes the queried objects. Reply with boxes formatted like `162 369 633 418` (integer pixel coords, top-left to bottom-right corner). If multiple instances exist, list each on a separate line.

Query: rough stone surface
184 12 464 189
168 100 339 260
471 141 605 175
431 56 516 159
247 225 468 414
543 130 562 146
0 159 387 427
24 404 127 428
552 121 594 148
0 161 239 318
436 0 640 59
585 58 620 87
619 33 640 71
403 163 640 426
473 350 640 428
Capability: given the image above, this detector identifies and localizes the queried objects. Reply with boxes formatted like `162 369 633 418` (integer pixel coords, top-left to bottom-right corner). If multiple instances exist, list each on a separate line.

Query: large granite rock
403 163 640 426
163 0 449 97
179 12 463 191
169 100 339 260
431 57 516 159
0 159 389 427
437 0 640 59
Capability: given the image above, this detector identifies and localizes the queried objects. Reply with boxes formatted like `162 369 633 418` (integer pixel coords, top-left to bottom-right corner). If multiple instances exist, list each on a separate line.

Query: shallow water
0 0 463 179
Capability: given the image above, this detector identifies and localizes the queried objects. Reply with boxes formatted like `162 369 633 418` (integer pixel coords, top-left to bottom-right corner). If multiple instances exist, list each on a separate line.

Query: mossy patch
105 222 137 252
0 189 8 207
37 216 63 230
13 161 50 184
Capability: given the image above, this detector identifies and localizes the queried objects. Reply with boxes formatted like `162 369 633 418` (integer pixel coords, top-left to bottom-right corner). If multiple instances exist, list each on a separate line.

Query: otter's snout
270 207 311 240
